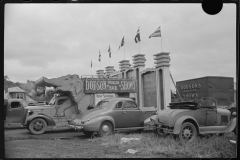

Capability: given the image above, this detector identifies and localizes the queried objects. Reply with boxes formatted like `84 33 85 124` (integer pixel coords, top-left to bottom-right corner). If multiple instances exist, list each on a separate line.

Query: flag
99 51 101 62
91 60 92 68
118 36 124 50
121 36 124 47
108 45 111 58
149 26 161 38
134 27 141 43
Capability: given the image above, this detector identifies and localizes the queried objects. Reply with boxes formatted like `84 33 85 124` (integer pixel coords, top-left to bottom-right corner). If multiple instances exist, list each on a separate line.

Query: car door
122 101 141 128
111 101 125 128
205 108 217 126
194 108 207 127
6 101 26 124
52 98 69 126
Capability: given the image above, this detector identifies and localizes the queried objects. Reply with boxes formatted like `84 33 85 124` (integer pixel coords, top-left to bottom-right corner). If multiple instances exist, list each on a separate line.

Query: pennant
99 51 101 62
121 36 124 47
118 36 124 50
134 27 141 43
108 45 111 58
149 26 161 38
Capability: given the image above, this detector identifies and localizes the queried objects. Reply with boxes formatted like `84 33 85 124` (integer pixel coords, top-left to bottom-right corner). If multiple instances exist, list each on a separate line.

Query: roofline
177 76 234 83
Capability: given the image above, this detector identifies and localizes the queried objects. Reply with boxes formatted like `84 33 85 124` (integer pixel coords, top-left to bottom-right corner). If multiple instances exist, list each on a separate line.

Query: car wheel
179 122 197 142
82 130 94 136
98 121 113 137
29 118 47 135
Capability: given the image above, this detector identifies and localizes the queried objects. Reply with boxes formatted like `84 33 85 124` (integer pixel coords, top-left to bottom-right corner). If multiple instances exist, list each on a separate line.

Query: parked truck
25 93 79 134
4 99 29 127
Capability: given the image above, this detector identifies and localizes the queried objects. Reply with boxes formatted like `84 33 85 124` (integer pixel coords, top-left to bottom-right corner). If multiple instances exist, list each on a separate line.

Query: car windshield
49 97 56 105
95 100 109 108
21 100 28 108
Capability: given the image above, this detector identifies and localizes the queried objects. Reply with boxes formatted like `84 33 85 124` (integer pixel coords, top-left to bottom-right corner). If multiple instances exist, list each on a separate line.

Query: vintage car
4 99 30 126
25 95 78 135
144 99 237 142
68 97 157 136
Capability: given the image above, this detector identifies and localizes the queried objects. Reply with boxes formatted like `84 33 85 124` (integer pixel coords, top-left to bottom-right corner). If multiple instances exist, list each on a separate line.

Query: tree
4 75 9 81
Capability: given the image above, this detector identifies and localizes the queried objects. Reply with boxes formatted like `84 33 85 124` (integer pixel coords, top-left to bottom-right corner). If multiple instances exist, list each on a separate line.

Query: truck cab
4 99 29 126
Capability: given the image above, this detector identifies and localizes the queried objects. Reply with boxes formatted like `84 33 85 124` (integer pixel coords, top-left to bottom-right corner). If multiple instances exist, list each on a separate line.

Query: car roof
103 97 134 102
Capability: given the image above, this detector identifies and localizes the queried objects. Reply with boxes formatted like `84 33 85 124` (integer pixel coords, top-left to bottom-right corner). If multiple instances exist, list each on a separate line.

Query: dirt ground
3 126 152 158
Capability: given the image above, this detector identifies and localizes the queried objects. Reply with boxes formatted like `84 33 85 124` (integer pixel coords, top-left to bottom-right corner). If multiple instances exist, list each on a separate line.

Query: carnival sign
84 79 137 93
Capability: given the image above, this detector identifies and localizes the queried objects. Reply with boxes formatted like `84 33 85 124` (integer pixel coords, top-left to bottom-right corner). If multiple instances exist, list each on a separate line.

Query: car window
123 101 137 109
96 101 109 108
57 99 67 105
115 101 123 109
11 102 22 109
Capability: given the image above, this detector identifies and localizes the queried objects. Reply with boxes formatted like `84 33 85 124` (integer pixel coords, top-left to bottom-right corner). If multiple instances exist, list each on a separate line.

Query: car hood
26 105 52 110
70 107 108 124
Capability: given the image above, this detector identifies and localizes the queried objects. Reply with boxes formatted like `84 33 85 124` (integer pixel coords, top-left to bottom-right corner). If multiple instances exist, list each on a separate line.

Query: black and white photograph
3 1 237 158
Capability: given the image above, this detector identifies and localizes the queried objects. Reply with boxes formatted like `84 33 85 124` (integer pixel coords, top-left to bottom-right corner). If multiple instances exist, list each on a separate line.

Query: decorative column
132 54 146 107
96 69 104 78
105 66 114 77
154 52 171 111
119 60 131 79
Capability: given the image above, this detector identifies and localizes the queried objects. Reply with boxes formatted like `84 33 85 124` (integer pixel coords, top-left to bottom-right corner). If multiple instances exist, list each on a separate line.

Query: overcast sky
4 3 236 90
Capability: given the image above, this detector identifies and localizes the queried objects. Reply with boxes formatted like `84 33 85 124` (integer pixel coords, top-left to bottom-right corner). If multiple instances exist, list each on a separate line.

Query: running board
115 126 147 131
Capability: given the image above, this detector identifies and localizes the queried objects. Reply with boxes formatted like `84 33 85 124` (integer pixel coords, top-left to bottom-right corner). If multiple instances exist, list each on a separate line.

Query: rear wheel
82 130 94 136
98 121 113 137
179 122 197 142
29 118 47 135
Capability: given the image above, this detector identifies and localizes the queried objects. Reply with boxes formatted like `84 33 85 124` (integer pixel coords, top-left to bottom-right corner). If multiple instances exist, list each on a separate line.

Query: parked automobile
144 98 237 142
68 97 157 136
25 96 77 135
4 99 30 126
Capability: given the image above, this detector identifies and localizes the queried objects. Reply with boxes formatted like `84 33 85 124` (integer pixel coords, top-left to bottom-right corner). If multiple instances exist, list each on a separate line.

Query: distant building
4 86 36 104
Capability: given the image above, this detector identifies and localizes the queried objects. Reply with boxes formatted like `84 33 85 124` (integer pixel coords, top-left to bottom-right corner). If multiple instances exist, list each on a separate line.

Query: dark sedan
69 97 157 136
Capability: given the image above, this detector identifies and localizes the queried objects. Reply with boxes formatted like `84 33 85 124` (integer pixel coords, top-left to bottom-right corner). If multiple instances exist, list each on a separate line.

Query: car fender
27 113 56 126
83 116 115 131
223 117 237 132
173 116 199 134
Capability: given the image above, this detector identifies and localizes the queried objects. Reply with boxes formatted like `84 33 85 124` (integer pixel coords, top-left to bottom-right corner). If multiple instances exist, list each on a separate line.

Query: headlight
28 110 33 115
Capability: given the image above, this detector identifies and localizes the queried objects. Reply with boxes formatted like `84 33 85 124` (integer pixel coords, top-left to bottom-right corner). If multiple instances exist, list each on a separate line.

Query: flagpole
161 36 163 52
91 59 92 76
124 44 125 60
139 41 140 54
161 26 163 52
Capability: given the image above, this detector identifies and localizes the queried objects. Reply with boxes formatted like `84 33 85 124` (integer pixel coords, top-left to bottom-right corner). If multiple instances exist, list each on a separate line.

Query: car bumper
69 125 83 131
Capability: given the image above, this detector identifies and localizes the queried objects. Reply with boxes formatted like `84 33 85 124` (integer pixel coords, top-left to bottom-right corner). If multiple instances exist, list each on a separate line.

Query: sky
4 3 236 91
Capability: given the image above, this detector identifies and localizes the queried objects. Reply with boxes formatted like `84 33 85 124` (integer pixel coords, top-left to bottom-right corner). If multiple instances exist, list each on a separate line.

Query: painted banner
84 79 137 93
95 93 116 105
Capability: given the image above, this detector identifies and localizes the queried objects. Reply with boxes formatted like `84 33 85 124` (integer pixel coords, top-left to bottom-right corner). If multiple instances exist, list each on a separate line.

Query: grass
93 131 237 158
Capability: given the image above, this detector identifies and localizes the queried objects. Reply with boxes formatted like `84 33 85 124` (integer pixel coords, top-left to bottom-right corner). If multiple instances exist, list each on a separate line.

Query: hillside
4 79 18 92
